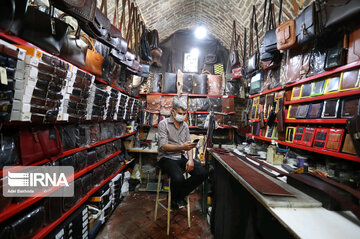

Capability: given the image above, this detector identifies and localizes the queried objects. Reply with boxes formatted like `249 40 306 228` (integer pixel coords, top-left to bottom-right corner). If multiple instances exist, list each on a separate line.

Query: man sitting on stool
158 96 207 210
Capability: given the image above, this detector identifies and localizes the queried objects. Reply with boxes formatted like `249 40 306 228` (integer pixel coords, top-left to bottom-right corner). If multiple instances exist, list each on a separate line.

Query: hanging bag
247 5 260 74
82 35 104 76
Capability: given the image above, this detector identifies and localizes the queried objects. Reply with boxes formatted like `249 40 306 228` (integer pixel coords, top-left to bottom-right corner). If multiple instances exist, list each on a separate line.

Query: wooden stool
154 168 191 235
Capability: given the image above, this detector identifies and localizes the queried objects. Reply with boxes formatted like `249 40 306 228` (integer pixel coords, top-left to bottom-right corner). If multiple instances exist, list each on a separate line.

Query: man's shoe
177 198 187 209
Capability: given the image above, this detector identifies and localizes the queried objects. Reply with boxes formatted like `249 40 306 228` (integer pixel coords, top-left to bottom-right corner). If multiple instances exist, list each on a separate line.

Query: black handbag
247 5 260 74
140 21 152 61
324 42 346 71
19 5 69 56
321 0 360 29
0 0 29 35
296 2 316 46
50 0 96 24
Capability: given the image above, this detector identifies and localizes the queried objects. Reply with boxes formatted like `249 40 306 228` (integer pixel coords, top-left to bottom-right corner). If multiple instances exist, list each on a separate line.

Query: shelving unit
247 134 360 163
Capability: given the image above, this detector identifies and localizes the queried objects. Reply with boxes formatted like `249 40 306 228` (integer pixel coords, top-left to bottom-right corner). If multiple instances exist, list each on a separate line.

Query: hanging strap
120 0 126 33
243 28 246 67
100 0 108 17
278 0 283 25
292 0 298 16
249 6 254 55
262 0 268 31
113 0 119 27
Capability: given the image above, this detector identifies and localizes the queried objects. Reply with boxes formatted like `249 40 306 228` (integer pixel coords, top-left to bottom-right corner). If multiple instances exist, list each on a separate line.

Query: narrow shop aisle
96 191 213 239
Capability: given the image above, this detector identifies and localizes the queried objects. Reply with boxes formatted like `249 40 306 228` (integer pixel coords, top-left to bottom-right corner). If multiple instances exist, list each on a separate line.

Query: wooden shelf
247 135 360 163
33 162 131 239
284 89 360 105
0 150 123 223
249 60 360 98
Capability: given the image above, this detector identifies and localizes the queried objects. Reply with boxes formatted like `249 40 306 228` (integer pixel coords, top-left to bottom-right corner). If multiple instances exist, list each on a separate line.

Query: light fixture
194 25 207 39
190 48 199 56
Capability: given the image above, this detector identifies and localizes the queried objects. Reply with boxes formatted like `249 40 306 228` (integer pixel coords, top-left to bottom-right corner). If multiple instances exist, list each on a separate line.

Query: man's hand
182 141 197 151
185 159 194 172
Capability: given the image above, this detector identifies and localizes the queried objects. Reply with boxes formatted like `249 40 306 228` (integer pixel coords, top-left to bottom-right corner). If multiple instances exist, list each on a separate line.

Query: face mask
174 113 186 122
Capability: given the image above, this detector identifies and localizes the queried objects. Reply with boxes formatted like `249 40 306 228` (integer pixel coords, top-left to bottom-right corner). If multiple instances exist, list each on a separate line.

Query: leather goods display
0 132 19 167
20 126 63 165
151 73 162 93
196 98 210 112
301 127 316 146
208 97 222 112
325 128 344 152
295 3 316 46
146 94 161 113
301 83 312 98
295 104 310 119
313 128 329 149
341 97 360 118
207 75 222 95
19 6 69 55
247 6 259 74
285 127 295 143
324 76 340 94
321 0 360 29
347 28 360 64
50 0 96 24
287 104 299 119
160 96 173 116
8 205 46 239
322 98 340 118
222 97 234 113
249 71 262 95
276 19 296 50
293 126 305 144
285 48 311 85
347 115 360 156
324 44 346 71
232 66 243 79
342 133 357 155
340 69 360 91
83 36 104 76
192 74 208 95
196 114 207 128
162 72 177 93
311 79 326 96
307 102 323 119
229 20 240 67
182 73 193 93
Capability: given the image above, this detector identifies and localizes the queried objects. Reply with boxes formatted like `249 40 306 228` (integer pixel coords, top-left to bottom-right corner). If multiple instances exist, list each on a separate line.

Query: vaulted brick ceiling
105 0 312 50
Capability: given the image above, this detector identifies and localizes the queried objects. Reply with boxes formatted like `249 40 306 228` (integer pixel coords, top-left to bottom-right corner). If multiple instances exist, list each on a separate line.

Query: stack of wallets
125 97 135 121
13 46 71 122
131 99 140 121
102 86 112 120
87 85 109 121
110 173 123 207
0 40 26 122
58 67 94 122
117 93 128 120
106 88 119 120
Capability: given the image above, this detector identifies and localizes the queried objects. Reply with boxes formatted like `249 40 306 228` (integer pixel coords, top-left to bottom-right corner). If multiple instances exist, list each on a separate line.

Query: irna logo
8 171 69 187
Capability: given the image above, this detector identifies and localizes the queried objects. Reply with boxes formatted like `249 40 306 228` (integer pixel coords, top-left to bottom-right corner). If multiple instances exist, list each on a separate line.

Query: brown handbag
348 28 360 64
82 35 104 76
207 75 222 95
342 133 357 155
276 19 296 50
160 96 173 116
146 95 161 113
222 97 235 113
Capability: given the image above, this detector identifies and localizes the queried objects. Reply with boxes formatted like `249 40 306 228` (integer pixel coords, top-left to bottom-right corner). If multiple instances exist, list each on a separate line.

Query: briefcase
162 72 177 93
207 75 222 95
222 97 235 113
192 74 208 95
146 95 161 113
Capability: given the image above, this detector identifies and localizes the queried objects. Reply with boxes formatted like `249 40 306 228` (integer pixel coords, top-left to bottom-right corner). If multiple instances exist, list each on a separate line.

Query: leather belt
38 62 67 78
31 97 60 108
69 95 87 104
37 71 64 85
41 54 69 71
0 44 20 59
32 88 63 100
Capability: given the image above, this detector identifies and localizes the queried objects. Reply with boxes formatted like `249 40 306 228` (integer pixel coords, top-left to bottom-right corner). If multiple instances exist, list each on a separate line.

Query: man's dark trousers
158 155 207 202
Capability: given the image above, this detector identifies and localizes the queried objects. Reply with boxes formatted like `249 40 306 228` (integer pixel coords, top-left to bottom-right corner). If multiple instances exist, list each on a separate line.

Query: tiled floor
96 191 213 239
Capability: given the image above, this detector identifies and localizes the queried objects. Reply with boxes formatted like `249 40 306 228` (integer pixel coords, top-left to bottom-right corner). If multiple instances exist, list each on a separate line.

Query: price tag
0 67 7 85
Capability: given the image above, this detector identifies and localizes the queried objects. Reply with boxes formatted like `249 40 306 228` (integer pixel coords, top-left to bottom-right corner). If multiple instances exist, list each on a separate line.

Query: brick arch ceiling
106 0 312 50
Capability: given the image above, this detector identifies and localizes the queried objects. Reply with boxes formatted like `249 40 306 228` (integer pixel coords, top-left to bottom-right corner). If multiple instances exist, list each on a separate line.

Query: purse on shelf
222 97 235 113
151 73 162 93
19 4 69 55
347 115 360 156
160 96 173 116
207 75 222 95
82 35 104 76
340 69 360 91
182 73 193 93
146 94 161 113
342 133 357 155
192 74 208 95
208 97 222 112
324 36 347 71
196 98 210 112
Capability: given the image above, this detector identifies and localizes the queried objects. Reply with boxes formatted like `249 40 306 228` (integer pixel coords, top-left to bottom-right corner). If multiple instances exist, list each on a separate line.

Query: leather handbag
341 97 360 118
340 69 360 91
229 20 240 67
225 80 239 95
321 0 360 29
322 98 340 118
324 44 346 71
140 21 152 61
286 47 311 85
151 73 162 93
295 104 310 119
247 6 260 74
20 126 62 165
147 29 163 67
296 3 316 46
192 74 208 95
222 97 235 113
19 5 69 55
196 98 210 111
50 0 96 24
146 94 161 112
0 0 28 35
276 19 296 50
82 35 104 76
208 97 222 112
307 102 323 119
160 96 173 116
249 71 262 95
207 75 222 95
86 149 97 166
162 72 177 93
79 6 110 43
347 115 360 156
44 197 63 224
182 73 193 93
342 133 357 155
348 27 360 64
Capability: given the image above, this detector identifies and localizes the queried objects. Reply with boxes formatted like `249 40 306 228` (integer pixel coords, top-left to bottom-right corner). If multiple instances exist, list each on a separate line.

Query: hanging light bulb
194 25 207 39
